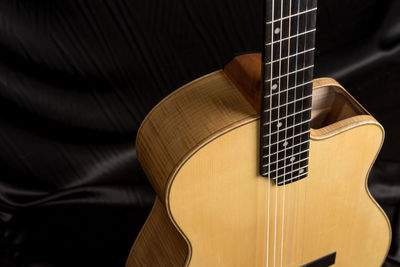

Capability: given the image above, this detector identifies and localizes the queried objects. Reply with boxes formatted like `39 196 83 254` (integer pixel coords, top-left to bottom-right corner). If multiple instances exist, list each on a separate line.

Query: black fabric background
0 0 399 266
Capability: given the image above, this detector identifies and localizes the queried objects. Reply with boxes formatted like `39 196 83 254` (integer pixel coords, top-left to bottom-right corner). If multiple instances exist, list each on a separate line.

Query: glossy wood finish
134 70 257 201
126 198 188 267
224 53 262 113
126 54 391 266
169 118 389 266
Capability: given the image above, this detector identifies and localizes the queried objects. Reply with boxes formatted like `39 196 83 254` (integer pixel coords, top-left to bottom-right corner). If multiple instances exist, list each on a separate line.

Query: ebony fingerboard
260 0 317 185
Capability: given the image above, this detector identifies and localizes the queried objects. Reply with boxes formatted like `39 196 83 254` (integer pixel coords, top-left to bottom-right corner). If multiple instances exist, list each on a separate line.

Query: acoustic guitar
126 0 391 266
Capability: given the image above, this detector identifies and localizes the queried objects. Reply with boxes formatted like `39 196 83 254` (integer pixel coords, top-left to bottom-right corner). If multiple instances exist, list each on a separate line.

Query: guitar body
126 54 391 267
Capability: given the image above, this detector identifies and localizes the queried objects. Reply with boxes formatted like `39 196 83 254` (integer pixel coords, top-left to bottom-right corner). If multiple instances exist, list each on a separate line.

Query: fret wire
264 65 314 83
263 95 312 112
272 167 305 182
263 107 312 125
276 173 308 185
266 48 315 65
262 148 309 159
265 29 316 46
265 81 313 98
264 158 308 175
263 136 309 149
263 166 307 179
263 156 308 171
262 154 308 170
263 128 310 142
265 7 317 25
273 167 306 179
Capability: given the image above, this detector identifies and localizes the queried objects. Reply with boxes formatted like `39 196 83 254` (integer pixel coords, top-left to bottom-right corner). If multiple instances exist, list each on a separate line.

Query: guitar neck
260 0 317 184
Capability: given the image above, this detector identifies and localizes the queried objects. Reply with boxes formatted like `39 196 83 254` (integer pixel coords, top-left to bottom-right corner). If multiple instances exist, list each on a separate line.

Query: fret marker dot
272 83 278 90
274 27 280 34
290 157 296 162
283 141 289 147
277 122 283 128
299 168 305 174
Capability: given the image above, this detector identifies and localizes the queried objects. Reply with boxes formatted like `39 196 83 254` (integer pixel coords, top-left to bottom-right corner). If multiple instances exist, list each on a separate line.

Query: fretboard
260 0 317 185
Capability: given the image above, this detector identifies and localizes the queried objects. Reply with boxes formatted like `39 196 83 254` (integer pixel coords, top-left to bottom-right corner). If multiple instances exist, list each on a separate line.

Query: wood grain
126 197 188 267
127 54 391 266
135 70 257 201
169 118 390 266
224 53 262 113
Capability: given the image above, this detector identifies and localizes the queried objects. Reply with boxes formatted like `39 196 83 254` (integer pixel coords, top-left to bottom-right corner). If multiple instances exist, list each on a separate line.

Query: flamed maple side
126 54 391 266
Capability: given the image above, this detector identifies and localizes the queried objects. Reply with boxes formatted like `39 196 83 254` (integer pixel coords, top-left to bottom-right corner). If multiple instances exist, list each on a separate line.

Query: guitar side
126 55 391 266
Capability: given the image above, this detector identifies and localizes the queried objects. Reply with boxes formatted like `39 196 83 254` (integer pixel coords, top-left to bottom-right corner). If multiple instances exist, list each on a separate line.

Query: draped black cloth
0 0 399 266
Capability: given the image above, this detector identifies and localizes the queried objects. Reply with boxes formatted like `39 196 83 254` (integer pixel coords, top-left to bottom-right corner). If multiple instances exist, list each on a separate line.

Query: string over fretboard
260 0 317 185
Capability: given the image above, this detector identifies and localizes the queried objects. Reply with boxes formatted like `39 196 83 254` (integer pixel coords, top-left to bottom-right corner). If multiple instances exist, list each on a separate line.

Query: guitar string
280 0 293 265
266 0 275 265
266 7 317 25
297 0 313 264
275 0 285 265
266 80 313 98
300 0 311 263
266 48 314 66
272 0 285 264
292 0 303 265
264 65 314 83
284 0 294 265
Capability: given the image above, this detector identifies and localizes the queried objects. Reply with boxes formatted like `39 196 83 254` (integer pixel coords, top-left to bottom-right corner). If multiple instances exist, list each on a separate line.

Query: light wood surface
135 70 257 201
127 54 391 266
126 198 188 267
169 118 389 267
